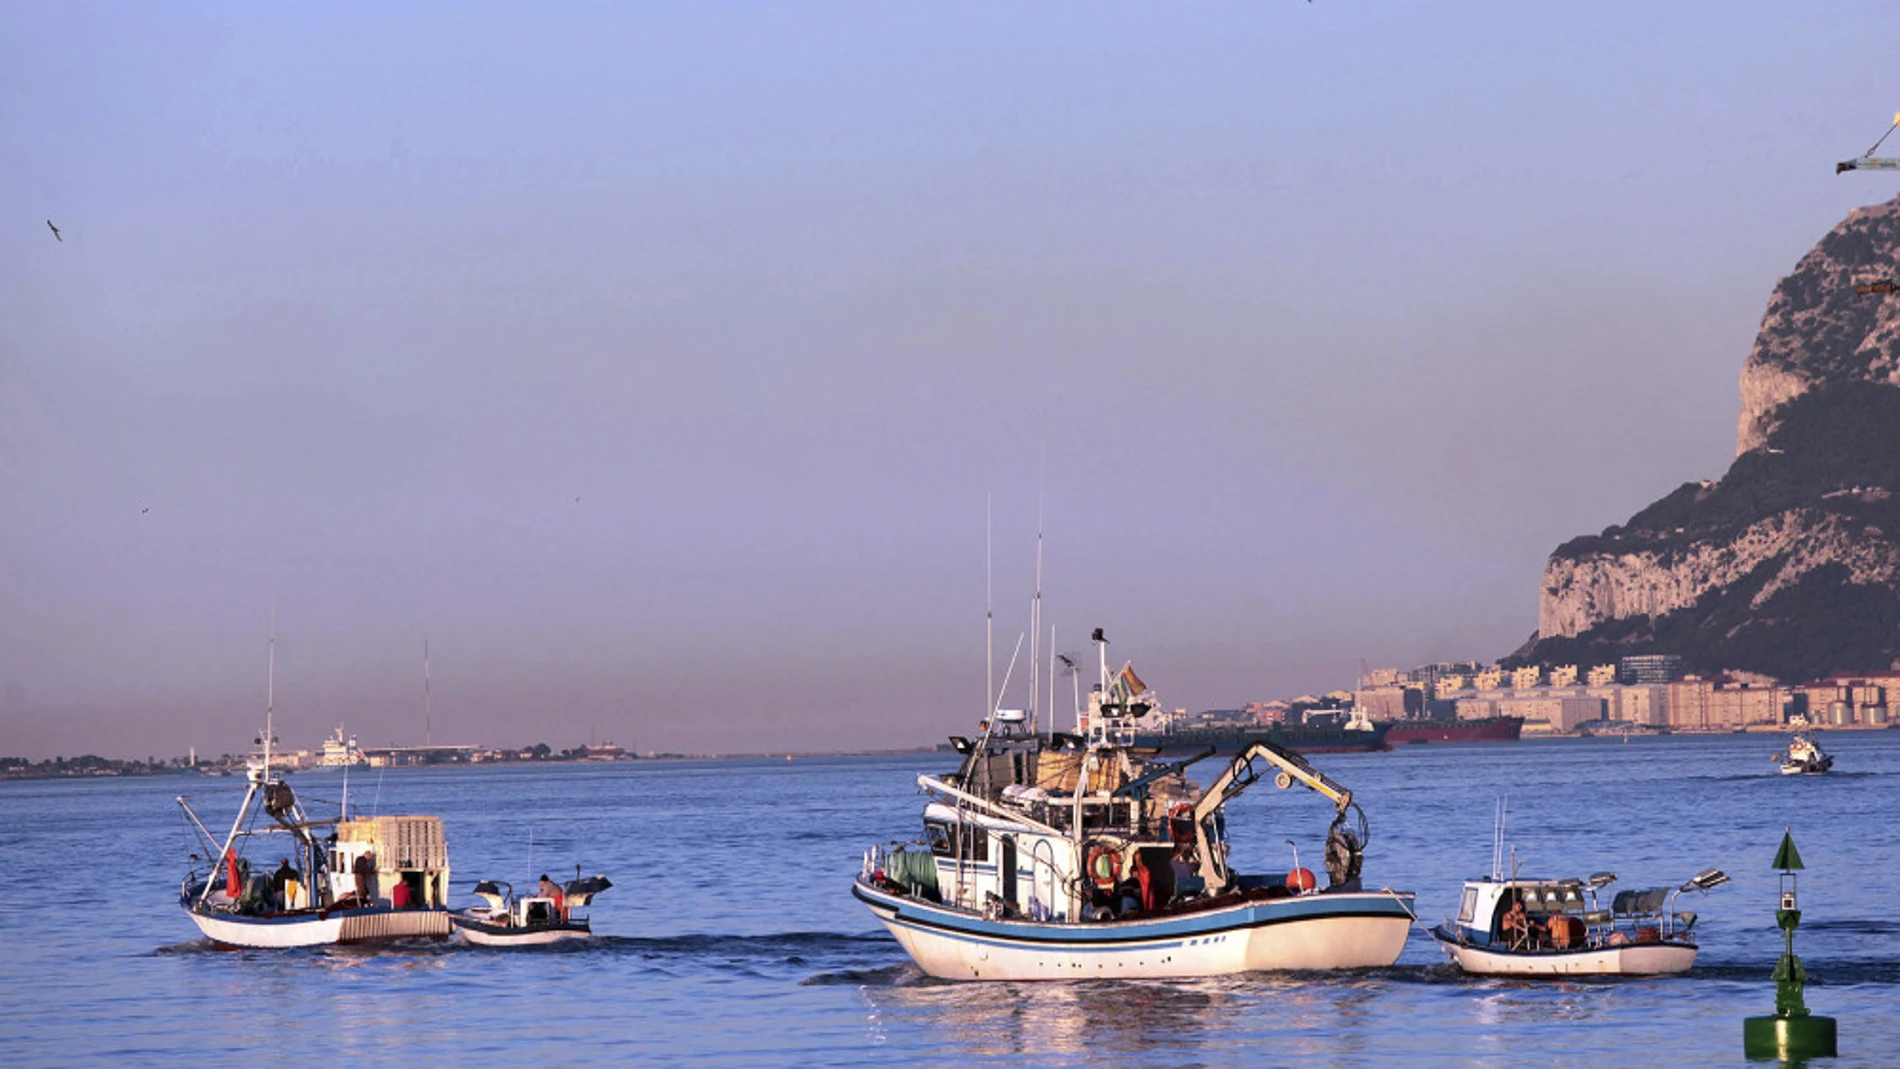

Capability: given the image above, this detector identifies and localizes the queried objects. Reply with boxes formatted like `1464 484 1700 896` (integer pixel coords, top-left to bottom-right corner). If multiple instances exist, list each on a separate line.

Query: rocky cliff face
1736 197 1900 454
1526 195 1900 682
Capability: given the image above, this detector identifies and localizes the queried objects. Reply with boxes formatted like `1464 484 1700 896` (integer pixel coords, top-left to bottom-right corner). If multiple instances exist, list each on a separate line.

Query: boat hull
855 878 1414 981
1385 717 1524 745
1432 931 1697 976
186 905 451 949
451 911 593 947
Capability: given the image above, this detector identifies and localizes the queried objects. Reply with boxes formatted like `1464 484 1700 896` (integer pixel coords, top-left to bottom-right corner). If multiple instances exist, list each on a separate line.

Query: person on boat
391 876 412 910
271 858 300 909
539 874 565 919
1501 897 1535 949
352 850 377 904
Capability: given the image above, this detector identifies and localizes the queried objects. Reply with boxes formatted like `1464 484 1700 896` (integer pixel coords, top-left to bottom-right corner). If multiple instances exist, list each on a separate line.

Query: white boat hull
1438 939 1697 976
186 906 451 949
455 924 592 947
452 910 592 947
857 879 1413 981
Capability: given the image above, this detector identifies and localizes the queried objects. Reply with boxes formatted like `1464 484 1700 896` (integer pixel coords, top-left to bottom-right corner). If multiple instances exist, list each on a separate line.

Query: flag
1115 663 1147 703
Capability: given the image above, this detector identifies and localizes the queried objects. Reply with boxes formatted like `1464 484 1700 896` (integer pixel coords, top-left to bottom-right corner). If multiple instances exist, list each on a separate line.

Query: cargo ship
1148 719 1392 755
1383 716 1523 745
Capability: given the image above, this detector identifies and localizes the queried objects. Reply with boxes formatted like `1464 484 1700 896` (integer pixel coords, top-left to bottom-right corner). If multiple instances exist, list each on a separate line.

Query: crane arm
1189 740 1354 889
1838 157 1900 174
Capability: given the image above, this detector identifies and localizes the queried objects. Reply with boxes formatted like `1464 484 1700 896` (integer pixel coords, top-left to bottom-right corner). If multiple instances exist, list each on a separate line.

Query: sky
4 2 1898 759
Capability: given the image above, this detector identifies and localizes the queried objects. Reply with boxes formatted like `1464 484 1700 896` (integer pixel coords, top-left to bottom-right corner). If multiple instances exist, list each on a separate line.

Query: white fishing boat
452 873 612 946
1428 812 1729 977
1777 734 1833 775
175 631 453 948
855 629 1417 982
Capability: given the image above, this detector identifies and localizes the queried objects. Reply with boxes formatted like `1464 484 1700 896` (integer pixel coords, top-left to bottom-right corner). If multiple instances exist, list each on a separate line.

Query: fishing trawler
452 872 613 946
855 629 1417 981
1778 734 1833 775
175 633 453 948
1428 811 1729 976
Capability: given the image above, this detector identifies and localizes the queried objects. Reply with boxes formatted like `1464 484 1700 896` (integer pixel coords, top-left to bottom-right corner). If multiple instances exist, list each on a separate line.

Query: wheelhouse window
923 820 987 861
924 822 954 857
1458 887 1478 925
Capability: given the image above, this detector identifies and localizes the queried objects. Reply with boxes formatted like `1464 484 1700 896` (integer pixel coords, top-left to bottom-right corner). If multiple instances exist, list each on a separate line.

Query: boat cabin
329 815 451 910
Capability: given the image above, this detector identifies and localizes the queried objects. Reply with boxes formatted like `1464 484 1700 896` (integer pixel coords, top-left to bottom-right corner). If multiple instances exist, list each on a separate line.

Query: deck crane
1837 113 1900 173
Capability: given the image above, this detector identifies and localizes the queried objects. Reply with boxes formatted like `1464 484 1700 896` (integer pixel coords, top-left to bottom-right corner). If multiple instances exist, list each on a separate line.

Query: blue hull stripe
855 881 1412 949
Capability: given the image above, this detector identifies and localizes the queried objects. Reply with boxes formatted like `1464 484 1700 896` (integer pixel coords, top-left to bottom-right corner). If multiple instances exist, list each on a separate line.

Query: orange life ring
1085 844 1121 890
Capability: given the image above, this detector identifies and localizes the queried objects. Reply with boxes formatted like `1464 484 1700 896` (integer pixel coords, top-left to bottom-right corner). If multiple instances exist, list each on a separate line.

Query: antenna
1490 796 1509 881
986 492 994 723
424 639 433 747
1048 624 1057 745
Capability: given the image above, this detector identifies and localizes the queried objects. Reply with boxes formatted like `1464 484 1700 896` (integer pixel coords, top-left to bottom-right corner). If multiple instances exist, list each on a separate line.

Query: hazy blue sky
4 2 1897 758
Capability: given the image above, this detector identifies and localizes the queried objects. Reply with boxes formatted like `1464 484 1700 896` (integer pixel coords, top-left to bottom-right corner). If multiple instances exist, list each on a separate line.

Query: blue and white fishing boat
175 631 453 948
1430 869 1730 977
1427 809 1729 976
855 629 1416 981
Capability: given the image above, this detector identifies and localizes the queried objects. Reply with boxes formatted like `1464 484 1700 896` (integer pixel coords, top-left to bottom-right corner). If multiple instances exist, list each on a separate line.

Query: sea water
2 732 1896 1067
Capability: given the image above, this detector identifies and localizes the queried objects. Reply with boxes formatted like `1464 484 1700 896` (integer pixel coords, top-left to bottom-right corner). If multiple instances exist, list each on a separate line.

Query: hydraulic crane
1837 113 1900 173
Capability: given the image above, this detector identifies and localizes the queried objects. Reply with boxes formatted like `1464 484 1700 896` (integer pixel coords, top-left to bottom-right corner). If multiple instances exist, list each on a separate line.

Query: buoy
1743 829 1838 1060
1286 867 1317 893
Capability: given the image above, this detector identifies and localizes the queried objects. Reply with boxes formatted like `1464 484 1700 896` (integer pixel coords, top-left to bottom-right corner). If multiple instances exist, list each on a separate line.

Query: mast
986 492 993 725
263 613 276 775
1028 457 1044 737
424 639 433 748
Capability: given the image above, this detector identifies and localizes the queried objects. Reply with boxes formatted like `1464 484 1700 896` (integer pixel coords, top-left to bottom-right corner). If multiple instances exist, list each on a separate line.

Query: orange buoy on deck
1286 867 1317 892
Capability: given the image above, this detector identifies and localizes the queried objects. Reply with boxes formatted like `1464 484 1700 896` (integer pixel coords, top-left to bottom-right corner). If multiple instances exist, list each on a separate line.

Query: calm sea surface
3 732 1897 1067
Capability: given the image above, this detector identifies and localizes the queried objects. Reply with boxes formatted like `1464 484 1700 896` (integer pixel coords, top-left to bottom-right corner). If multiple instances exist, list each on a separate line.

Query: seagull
140 507 150 515
46 220 61 242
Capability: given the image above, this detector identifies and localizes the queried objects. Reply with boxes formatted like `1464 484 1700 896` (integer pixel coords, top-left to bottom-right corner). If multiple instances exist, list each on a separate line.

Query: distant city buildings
1618 654 1685 685
1349 656 1900 734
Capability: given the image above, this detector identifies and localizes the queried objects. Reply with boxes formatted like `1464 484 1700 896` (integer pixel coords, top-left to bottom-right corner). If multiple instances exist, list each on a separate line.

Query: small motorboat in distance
1431 867 1730 977
452 872 612 946
1778 734 1834 775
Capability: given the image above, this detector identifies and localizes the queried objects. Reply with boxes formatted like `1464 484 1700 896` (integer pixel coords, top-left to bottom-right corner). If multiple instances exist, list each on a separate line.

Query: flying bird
46 220 61 242
140 507 150 516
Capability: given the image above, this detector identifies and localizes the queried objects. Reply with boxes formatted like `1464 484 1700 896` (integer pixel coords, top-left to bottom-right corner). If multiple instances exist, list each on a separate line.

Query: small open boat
452 872 612 946
1778 734 1833 775
1431 868 1730 976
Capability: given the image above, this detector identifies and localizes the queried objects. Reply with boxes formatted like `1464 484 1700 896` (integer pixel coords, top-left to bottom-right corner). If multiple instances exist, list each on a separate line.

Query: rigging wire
1867 119 1900 158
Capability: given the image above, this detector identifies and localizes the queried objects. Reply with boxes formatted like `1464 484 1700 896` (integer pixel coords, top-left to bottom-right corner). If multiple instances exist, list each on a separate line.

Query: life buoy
1084 844 1121 890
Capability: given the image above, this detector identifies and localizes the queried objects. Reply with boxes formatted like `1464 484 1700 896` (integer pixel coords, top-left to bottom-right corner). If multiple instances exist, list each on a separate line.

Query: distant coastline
0 745 941 781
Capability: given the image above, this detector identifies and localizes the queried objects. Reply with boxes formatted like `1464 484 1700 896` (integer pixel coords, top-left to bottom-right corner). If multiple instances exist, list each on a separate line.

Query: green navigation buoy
1744 830 1837 1061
